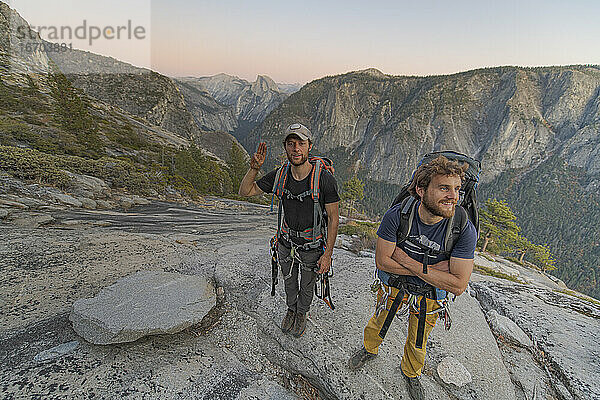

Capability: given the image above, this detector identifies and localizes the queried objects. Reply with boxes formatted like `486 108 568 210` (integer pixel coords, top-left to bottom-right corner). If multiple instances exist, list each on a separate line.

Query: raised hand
250 142 267 170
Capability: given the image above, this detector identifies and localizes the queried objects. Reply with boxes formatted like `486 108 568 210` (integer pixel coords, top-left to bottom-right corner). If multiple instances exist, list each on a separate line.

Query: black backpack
391 151 481 272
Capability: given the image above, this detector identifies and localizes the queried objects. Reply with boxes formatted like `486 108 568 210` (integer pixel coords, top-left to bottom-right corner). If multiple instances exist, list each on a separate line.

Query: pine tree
227 142 248 193
341 175 365 218
514 234 536 263
533 244 557 272
479 198 521 252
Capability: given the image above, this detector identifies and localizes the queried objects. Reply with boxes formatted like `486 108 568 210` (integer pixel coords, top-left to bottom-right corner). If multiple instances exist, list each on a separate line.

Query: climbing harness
376 274 445 349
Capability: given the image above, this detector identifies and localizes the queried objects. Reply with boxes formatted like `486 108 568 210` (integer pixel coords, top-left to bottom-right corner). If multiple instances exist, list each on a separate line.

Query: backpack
391 151 481 273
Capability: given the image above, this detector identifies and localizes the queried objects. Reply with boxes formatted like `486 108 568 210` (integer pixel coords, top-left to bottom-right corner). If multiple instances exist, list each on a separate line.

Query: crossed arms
375 237 473 296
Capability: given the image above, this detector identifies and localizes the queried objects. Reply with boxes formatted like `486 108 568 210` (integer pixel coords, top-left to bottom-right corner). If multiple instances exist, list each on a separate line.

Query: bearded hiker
348 155 478 400
238 123 340 337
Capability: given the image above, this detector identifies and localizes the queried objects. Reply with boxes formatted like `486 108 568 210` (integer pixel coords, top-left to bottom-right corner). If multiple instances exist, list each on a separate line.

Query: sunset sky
10 0 600 84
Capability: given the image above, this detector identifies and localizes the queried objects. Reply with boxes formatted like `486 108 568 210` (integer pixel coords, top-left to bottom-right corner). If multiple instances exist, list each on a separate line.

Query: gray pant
277 243 323 314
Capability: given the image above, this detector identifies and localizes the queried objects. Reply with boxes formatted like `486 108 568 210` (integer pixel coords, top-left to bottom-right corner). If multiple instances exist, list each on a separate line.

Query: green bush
0 145 162 195
473 264 524 283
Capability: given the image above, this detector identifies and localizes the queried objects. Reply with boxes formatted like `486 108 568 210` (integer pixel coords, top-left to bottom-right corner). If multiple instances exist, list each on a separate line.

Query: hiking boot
402 371 424 400
281 310 296 333
348 347 377 371
291 312 306 337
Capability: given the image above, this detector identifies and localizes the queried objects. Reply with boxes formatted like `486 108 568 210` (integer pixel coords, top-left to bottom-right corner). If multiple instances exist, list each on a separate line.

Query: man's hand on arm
375 237 413 275
317 202 339 274
391 247 473 295
391 247 450 273
238 142 267 196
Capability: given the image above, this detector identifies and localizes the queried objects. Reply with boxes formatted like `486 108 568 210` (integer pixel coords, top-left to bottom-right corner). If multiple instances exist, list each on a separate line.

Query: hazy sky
10 0 600 83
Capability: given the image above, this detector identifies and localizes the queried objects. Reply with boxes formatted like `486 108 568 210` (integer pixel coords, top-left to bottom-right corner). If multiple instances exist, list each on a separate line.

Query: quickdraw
269 235 278 296
315 257 335 310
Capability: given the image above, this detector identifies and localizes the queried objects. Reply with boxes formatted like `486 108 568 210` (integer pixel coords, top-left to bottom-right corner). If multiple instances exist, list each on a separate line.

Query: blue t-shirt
376 201 477 298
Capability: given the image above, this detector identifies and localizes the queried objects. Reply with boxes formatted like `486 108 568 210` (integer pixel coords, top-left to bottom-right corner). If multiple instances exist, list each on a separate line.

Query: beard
287 151 308 166
422 191 456 219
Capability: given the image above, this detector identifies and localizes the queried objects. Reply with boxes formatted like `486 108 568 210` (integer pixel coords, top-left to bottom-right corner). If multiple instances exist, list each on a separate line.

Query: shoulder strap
444 205 467 254
311 160 324 242
272 163 290 238
397 196 418 244
272 163 290 198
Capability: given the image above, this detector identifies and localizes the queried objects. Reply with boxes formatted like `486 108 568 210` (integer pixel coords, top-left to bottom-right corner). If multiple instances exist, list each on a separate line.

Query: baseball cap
284 123 313 142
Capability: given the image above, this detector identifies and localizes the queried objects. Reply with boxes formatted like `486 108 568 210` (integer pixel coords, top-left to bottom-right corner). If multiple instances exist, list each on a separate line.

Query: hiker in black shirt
239 123 340 337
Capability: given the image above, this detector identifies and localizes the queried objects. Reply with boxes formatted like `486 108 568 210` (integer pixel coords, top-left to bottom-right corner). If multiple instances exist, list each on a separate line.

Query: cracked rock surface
470 276 600 400
1 199 592 399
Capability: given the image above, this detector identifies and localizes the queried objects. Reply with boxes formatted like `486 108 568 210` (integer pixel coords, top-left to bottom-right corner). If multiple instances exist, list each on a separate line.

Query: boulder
0 194 44 208
437 356 472 387
0 198 28 209
115 195 134 209
0 209 8 219
131 195 151 205
50 193 83 208
78 197 97 209
12 214 55 228
358 250 375 258
95 199 114 209
64 171 111 198
70 271 215 345
335 234 353 250
486 309 532 348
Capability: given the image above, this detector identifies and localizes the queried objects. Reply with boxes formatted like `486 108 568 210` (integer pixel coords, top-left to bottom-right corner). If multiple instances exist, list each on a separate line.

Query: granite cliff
249 67 600 299
176 74 293 143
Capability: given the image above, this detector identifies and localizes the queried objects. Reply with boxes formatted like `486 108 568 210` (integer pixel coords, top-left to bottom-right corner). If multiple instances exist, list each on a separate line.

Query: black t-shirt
257 165 340 242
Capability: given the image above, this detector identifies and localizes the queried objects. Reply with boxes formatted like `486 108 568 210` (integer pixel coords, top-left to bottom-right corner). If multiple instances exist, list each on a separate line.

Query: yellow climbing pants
363 283 440 378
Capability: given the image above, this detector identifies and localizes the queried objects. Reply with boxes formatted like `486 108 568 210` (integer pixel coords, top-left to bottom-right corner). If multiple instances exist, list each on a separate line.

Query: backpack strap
397 198 465 274
396 196 418 244
444 205 467 259
272 163 290 239
272 163 290 199
274 161 328 249
311 159 324 243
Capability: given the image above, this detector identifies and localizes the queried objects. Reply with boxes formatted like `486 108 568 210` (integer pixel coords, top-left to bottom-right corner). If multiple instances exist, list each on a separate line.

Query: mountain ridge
249 66 600 299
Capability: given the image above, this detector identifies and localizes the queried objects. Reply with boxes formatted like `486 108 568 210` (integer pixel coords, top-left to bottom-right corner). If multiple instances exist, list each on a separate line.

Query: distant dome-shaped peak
253 75 278 91
356 68 386 78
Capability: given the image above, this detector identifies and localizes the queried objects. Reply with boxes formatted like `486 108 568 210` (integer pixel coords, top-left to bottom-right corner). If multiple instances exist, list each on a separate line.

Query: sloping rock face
53 68 202 140
70 270 215 345
175 78 238 132
47 43 200 139
46 44 247 161
2 201 596 399
0 2 53 88
208 236 516 400
470 279 600 400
